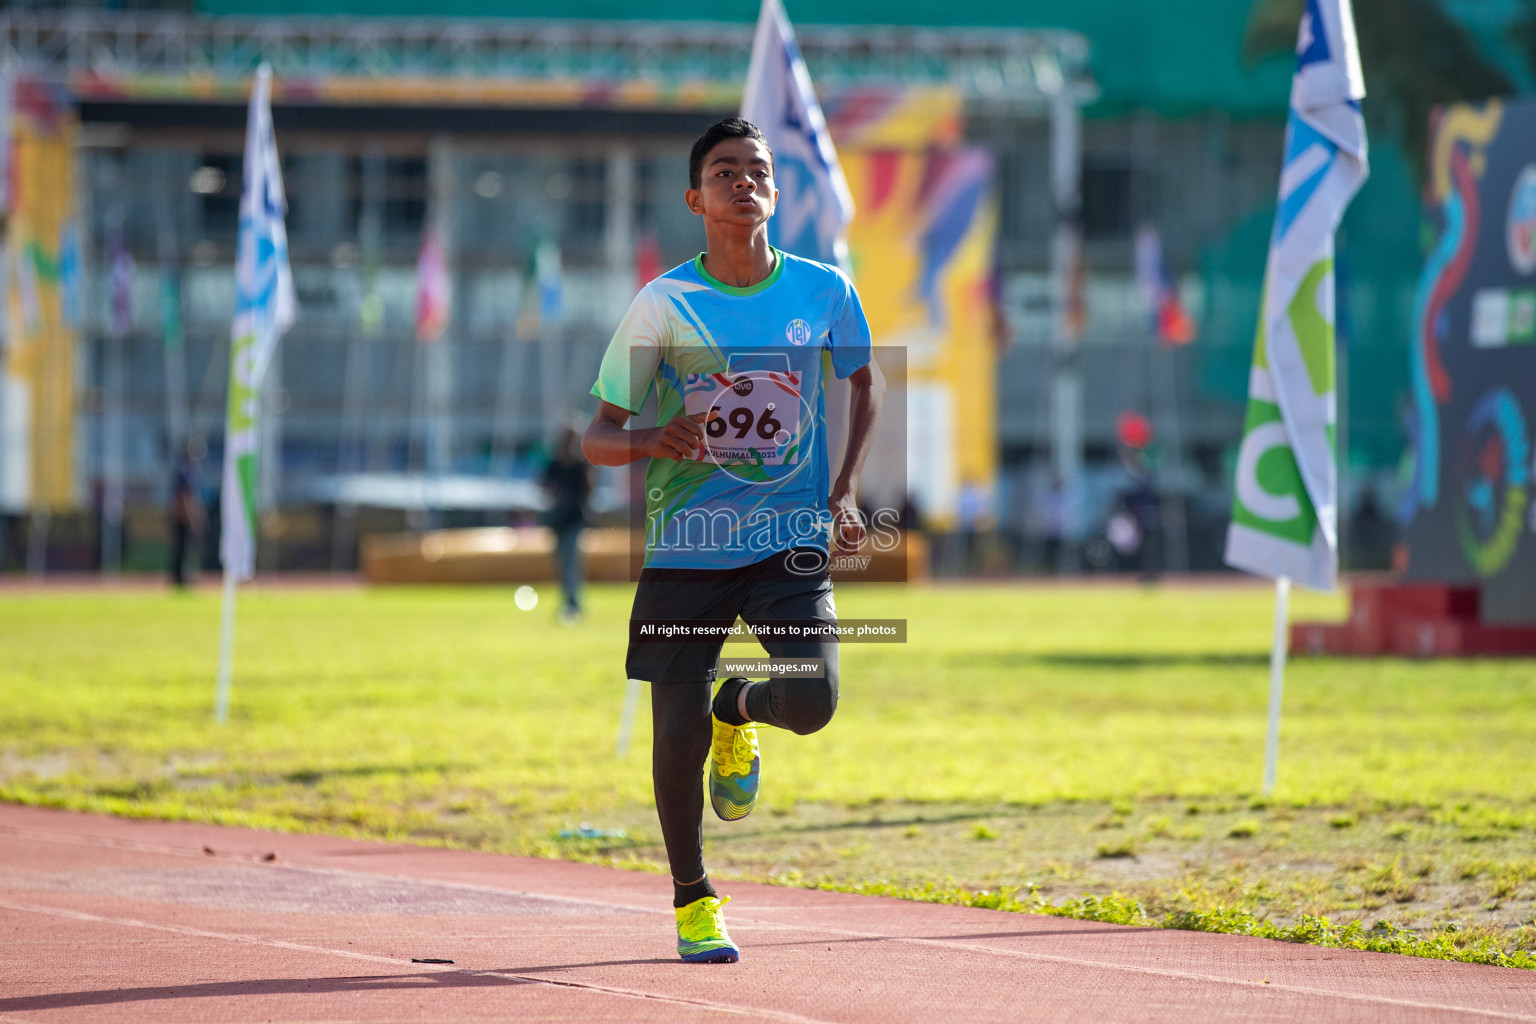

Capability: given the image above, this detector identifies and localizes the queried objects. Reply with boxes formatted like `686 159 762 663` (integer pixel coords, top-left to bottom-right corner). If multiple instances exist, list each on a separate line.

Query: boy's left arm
830 358 886 552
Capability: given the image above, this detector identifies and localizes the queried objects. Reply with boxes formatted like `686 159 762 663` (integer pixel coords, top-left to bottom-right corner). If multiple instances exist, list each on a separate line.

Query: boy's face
686 137 777 229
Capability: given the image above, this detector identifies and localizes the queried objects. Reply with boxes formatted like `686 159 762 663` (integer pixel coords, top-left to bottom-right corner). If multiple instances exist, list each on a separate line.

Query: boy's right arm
586 285 715 466
582 402 711 466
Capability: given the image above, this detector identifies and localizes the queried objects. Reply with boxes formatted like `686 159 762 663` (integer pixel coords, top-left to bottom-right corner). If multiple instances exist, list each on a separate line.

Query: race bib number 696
684 370 802 466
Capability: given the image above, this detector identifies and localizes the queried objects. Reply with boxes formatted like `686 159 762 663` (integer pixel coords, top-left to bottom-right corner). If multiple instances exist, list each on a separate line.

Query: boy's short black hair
689 117 771 189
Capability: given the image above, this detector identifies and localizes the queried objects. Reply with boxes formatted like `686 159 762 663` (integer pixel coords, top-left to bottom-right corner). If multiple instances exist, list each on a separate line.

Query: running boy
583 117 884 963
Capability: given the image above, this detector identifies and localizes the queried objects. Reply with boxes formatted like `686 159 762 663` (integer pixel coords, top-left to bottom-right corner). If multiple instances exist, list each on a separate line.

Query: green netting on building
195 0 1296 116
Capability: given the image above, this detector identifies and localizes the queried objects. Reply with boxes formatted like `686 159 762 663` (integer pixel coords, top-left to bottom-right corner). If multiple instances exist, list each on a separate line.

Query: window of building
1081 159 1135 240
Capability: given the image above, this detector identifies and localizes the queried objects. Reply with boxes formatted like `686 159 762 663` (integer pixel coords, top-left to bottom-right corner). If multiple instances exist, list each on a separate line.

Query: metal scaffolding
0 12 1091 110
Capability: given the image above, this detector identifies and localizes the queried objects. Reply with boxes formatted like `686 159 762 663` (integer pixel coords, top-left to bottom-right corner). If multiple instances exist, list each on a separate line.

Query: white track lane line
7 823 1536 1021
765 920 1536 1023
0 899 836 1024
235 860 1536 1023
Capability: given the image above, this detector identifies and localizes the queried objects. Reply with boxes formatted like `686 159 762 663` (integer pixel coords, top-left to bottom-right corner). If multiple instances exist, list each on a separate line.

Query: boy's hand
645 412 713 460
830 483 865 552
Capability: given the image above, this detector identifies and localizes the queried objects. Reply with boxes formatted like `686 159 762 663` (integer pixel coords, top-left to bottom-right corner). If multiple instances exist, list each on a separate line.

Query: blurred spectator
958 482 987 573
168 441 206 589
542 427 591 623
1124 478 1163 582
1042 474 1067 572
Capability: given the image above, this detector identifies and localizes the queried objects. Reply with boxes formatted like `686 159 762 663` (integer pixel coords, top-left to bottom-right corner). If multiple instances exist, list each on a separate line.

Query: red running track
2 804 1534 1023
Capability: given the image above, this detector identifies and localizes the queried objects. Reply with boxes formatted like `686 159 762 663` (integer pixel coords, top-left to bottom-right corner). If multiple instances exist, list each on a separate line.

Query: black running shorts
626 547 837 685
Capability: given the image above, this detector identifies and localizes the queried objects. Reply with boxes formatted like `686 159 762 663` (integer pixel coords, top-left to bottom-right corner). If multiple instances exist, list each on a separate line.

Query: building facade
1 0 1482 572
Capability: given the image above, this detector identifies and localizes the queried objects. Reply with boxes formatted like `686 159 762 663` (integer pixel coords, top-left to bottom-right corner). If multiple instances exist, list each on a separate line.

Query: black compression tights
650 666 837 884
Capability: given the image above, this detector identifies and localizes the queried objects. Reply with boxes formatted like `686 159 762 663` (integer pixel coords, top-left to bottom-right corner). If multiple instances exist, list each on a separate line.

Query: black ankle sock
711 677 750 727
673 875 718 909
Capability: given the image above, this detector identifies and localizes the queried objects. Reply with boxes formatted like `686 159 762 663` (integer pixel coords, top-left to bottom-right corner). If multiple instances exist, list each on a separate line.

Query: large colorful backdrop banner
2 78 78 515
1404 96 1536 624
828 87 999 529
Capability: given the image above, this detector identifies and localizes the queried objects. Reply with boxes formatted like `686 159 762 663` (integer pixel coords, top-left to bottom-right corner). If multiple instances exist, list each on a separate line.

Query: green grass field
5 581 1536 966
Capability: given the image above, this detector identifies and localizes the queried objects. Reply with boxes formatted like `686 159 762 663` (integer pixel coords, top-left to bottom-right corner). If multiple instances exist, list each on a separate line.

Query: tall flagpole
0 71 10 567
216 64 296 722
102 208 130 576
1048 84 1084 574
425 136 454 524
1222 0 1367 791
1262 576 1291 795
332 144 383 571
536 240 564 440
740 0 854 269
214 564 238 722
156 150 190 460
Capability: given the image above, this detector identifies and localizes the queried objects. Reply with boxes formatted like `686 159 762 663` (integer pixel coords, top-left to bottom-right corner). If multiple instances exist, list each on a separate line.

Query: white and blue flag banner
221 64 295 581
741 0 854 270
1224 0 1368 592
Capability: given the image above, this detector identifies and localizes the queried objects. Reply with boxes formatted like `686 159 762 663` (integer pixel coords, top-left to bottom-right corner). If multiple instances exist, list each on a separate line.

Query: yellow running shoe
708 715 761 821
676 895 740 963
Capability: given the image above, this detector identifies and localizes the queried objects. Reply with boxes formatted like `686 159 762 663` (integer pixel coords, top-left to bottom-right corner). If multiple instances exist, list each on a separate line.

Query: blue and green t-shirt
590 248 873 570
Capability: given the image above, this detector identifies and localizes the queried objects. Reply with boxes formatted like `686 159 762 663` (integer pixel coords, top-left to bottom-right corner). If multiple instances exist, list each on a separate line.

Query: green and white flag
1225 0 1368 592
221 65 295 580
